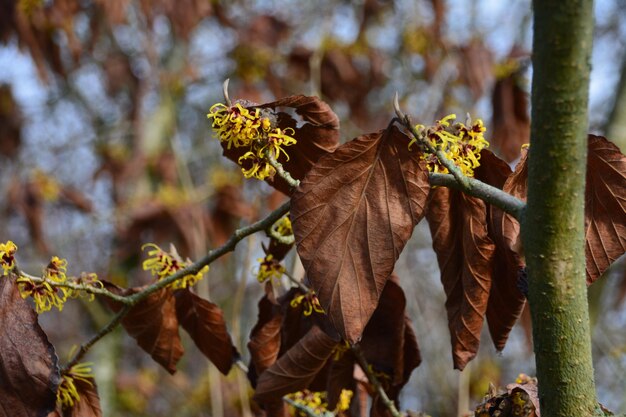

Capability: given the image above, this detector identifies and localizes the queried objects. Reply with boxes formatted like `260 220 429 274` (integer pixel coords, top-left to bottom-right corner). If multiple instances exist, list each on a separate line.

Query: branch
429 173 525 220
19 272 132 304
265 151 300 189
352 345 403 417
63 305 130 370
393 93 526 220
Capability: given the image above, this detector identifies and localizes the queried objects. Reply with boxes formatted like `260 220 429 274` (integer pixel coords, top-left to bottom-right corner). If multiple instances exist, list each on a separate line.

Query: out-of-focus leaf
63 378 102 417
426 186 495 370
491 70 530 162
0 274 60 417
506 380 540 417
474 150 526 351
292 126 429 343
222 95 340 195
254 325 339 402
247 295 282 387
103 283 183 374
175 289 236 375
585 135 626 284
326 352 357 410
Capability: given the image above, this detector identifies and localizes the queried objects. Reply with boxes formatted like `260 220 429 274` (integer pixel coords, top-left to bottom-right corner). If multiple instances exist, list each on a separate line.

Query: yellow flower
142 243 208 290
45 256 68 283
0 240 18 274
332 340 351 361
57 362 94 409
207 101 297 181
256 254 285 283
17 276 67 313
66 272 104 301
336 389 353 412
410 113 489 177
290 292 325 316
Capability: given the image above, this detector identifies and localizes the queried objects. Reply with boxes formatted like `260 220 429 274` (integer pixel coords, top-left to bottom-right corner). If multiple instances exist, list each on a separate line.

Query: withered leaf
292 126 430 343
222 95 340 195
475 150 527 351
0 274 60 417
63 378 102 417
326 352 357 410
426 186 495 370
253 325 339 402
248 295 282 387
491 72 530 162
175 289 236 375
506 381 540 417
585 135 626 284
103 284 183 374
360 278 410 386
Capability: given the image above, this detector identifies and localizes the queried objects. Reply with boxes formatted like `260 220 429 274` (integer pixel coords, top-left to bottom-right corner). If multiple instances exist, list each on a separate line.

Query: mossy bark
523 1 601 416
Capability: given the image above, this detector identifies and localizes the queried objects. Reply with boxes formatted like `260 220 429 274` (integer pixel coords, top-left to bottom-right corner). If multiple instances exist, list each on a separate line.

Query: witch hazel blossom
207 102 297 180
410 113 489 177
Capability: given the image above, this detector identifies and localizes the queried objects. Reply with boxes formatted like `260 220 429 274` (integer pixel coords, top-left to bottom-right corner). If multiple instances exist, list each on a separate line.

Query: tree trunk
524 1 601 416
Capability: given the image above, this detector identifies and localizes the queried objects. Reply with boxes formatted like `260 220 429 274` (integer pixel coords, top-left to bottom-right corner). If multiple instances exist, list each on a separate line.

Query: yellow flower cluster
0 240 17 274
286 389 352 416
17 257 70 313
410 114 489 177
57 362 94 409
256 254 285 283
290 292 325 316
142 243 208 290
207 102 297 180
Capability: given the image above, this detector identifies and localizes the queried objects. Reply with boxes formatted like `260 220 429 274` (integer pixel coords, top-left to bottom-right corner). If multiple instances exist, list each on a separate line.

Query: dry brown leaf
491 73 530 162
426 186 495 370
292 126 430 343
247 296 283 388
0 274 60 417
253 325 339 402
175 289 236 375
103 283 183 374
585 135 626 284
473 150 527 351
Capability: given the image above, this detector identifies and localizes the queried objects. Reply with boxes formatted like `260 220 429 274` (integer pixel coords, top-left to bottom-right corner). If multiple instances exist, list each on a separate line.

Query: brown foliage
491 72 530 162
426 185 495 370
292 126 429 343
0 274 60 417
585 135 626 283
103 284 184 374
253 325 339 402
175 288 237 375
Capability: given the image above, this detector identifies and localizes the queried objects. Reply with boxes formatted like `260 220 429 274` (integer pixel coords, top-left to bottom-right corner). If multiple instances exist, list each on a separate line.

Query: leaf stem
351 345 403 417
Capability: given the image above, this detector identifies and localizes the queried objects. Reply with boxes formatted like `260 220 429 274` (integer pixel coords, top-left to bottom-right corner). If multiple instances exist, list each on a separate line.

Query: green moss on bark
523 1 601 416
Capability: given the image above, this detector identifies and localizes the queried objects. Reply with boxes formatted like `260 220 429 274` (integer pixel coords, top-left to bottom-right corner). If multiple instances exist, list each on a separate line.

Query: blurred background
1 0 626 416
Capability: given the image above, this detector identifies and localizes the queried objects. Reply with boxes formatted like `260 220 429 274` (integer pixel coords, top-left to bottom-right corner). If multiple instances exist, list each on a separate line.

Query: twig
428 173 525 220
283 396 333 417
19 272 131 304
63 305 130 370
265 151 300 189
393 93 526 220
352 345 403 417
60 201 291 367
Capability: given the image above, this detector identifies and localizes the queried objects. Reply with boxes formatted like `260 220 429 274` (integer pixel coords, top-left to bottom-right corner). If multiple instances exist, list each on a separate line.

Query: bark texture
524 1 601 416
